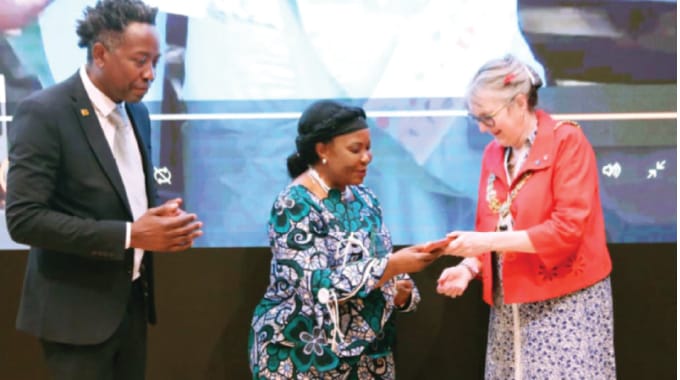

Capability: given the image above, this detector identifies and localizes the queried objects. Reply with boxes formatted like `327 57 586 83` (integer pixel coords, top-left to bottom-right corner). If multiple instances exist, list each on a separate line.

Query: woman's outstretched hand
437 265 474 298
439 231 492 258
376 242 446 288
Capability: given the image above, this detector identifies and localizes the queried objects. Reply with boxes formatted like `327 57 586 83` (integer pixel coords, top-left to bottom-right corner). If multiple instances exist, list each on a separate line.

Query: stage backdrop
0 0 676 249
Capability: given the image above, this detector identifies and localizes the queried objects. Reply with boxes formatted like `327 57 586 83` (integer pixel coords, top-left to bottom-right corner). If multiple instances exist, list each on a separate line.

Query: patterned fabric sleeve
358 186 421 313
393 274 420 313
270 186 388 305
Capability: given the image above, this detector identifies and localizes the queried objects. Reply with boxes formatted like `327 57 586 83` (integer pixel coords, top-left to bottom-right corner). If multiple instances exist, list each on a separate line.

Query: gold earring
322 158 327 165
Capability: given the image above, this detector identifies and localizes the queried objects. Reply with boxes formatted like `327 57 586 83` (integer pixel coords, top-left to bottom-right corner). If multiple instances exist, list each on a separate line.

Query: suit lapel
125 103 156 207
68 75 133 219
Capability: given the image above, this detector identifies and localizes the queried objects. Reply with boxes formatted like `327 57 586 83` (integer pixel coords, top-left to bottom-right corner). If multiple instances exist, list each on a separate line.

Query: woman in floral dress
436 55 616 379
248 100 445 379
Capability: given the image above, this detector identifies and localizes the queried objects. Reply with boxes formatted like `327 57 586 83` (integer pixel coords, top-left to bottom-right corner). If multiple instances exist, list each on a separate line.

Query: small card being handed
421 236 455 253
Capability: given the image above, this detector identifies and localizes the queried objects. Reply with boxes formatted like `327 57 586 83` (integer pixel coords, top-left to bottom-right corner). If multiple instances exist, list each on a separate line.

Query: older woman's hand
436 265 474 298
441 231 493 258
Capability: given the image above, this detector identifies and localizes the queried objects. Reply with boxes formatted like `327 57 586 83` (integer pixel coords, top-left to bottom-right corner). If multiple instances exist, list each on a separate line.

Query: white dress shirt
79 66 148 280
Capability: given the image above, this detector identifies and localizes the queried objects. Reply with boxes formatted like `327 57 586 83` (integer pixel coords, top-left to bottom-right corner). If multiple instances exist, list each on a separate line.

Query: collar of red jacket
485 109 557 186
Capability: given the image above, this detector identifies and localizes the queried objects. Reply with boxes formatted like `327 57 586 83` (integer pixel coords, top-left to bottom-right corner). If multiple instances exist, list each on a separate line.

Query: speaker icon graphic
601 162 622 178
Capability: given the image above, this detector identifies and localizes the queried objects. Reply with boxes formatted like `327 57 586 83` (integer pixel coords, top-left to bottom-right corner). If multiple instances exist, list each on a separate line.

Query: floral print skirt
250 341 395 380
486 273 616 380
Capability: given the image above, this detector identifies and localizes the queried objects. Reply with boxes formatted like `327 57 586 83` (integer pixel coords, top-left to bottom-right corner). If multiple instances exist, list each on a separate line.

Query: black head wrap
286 100 368 178
295 100 368 154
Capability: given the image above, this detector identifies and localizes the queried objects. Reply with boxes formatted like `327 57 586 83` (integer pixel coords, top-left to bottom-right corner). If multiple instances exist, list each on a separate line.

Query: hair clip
503 73 515 86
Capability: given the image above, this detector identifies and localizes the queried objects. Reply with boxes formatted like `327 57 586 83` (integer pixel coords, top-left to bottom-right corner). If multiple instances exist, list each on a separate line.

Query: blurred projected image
0 0 675 248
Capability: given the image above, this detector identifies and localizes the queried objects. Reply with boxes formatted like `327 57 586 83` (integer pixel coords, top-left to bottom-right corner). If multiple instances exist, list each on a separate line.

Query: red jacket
476 110 612 305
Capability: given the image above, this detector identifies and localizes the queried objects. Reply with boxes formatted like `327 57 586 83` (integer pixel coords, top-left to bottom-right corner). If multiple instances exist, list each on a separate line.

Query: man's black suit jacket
6 72 157 345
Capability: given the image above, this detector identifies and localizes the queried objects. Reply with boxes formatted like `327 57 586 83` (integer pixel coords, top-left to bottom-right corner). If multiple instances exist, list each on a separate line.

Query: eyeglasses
467 95 516 128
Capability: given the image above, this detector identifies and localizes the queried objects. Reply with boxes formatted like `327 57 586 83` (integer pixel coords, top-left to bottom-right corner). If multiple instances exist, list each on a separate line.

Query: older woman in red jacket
437 55 615 379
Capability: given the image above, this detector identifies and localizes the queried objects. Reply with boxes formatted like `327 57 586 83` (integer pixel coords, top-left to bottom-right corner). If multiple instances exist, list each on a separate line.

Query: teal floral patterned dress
248 184 419 379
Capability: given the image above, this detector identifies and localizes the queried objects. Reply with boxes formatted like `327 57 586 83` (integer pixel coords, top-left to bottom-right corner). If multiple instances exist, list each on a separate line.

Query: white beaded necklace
308 167 352 200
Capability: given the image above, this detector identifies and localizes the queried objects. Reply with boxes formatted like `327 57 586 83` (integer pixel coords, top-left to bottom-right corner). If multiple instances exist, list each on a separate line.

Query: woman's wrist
376 256 400 288
459 258 480 278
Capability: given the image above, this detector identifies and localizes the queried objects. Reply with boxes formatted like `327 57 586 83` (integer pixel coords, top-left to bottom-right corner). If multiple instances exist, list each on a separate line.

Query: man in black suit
5 1 203 379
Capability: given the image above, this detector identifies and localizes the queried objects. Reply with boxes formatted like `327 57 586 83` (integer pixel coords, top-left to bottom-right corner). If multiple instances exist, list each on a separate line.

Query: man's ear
92 41 107 68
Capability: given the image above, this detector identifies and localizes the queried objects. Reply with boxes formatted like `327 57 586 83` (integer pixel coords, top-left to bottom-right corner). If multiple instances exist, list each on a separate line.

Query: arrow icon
647 160 667 179
656 160 666 171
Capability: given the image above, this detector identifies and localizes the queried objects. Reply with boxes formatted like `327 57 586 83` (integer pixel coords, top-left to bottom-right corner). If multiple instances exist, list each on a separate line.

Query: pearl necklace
308 167 331 192
308 167 352 200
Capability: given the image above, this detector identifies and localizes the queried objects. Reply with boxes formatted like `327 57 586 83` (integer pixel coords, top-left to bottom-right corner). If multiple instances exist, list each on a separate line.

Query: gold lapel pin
80 108 90 116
